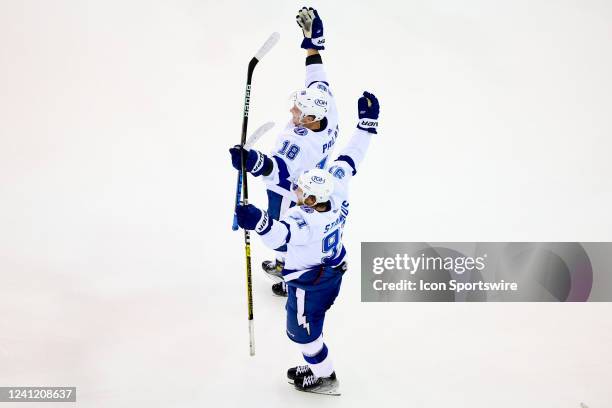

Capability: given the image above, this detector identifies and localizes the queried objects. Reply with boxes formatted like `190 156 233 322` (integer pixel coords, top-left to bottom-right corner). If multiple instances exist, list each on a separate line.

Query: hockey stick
232 121 275 231
238 32 280 356
245 121 274 150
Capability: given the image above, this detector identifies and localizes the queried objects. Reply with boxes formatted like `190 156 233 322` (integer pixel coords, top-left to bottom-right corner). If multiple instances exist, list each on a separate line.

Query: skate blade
293 381 340 396
261 262 284 283
263 270 284 283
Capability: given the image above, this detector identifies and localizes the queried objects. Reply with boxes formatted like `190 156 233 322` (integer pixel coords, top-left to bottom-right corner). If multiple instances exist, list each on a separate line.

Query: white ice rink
1 1 611 407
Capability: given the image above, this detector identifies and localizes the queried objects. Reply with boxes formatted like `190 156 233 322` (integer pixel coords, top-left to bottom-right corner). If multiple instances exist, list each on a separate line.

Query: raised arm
296 7 329 89
325 92 380 206
333 92 380 177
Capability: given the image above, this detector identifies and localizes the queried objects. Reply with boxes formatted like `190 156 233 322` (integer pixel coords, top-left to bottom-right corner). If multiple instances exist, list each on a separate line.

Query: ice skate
286 365 312 384
262 259 284 281
294 372 340 396
272 281 288 297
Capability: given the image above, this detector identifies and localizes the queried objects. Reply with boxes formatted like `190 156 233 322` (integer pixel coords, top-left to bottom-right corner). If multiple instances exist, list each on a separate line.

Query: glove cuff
357 118 379 134
311 36 325 47
250 150 273 177
301 37 325 50
255 210 272 235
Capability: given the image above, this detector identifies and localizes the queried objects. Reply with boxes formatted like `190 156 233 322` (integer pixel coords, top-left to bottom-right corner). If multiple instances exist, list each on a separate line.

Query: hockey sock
298 335 334 378
274 252 285 266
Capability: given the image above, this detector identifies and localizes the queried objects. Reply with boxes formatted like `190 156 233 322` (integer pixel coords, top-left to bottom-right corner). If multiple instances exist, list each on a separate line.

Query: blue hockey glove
229 145 273 177
357 91 380 134
296 7 325 50
235 204 272 234
229 145 245 170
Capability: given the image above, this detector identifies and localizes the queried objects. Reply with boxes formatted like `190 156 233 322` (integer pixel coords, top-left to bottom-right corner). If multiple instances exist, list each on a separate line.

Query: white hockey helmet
296 168 334 204
291 88 329 122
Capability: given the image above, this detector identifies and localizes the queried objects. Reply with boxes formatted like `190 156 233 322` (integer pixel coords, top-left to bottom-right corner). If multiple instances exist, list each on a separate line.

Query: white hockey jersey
263 62 339 199
256 128 373 289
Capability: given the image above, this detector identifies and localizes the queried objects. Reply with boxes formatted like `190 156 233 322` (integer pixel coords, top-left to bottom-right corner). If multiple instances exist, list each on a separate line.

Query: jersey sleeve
334 128 373 176
260 209 312 249
326 128 373 202
305 54 329 89
327 160 353 203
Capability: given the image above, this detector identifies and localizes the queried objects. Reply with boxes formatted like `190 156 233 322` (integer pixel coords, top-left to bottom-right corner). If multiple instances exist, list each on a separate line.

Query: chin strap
299 191 317 206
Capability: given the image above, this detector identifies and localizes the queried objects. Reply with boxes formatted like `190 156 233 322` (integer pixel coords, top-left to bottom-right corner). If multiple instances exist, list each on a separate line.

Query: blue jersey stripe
273 156 292 190
307 80 330 88
336 155 357 176
279 220 292 244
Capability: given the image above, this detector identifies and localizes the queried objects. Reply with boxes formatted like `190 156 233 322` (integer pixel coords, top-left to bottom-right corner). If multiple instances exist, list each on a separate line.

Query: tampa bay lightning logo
290 213 309 227
294 127 308 136
311 175 325 184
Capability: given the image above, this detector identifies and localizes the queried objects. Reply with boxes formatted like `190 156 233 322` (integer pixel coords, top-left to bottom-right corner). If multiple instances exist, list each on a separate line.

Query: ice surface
1 1 611 407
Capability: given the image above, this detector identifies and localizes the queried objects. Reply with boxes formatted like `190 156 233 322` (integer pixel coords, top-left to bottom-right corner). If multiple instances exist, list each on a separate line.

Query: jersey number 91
322 228 341 264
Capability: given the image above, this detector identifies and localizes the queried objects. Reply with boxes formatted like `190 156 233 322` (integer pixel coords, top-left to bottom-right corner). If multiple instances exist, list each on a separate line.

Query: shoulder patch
294 127 308 136
289 212 309 229
299 205 314 214
328 165 346 179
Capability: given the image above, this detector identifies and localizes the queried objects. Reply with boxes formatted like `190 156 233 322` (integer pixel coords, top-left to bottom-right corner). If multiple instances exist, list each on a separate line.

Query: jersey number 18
278 140 300 160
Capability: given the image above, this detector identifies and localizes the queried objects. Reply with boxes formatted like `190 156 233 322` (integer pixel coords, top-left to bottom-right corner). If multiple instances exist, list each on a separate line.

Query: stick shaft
241 58 257 354
232 121 274 230
232 121 274 231
232 173 243 231
234 33 280 355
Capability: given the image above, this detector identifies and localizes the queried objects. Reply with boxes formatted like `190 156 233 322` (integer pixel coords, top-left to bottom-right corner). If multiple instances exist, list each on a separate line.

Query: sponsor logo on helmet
311 175 325 184
294 127 308 136
314 98 327 107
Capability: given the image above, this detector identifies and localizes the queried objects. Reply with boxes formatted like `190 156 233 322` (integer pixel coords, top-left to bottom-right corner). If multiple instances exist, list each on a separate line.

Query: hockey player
233 91 380 393
230 7 339 296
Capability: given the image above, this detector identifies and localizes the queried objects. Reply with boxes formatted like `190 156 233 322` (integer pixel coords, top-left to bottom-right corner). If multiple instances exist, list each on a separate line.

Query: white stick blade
254 32 280 61
244 121 275 149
